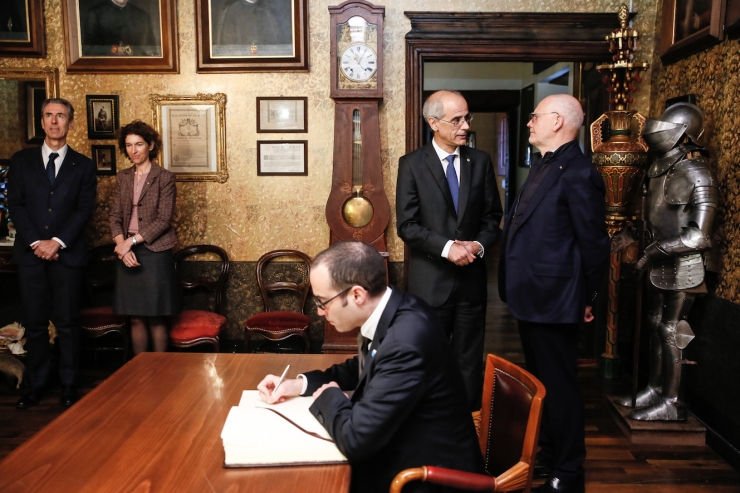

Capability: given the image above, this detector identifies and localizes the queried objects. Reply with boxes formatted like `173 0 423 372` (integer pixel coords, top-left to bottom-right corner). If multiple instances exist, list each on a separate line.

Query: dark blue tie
46 152 58 185
445 154 459 213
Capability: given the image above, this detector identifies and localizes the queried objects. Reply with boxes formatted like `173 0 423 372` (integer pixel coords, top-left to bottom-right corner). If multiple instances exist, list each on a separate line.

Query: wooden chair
390 354 546 493
244 250 312 353
169 245 230 352
79 244 129 366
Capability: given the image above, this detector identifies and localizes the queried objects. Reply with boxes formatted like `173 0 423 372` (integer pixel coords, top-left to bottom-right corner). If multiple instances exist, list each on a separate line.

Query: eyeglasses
435 113 474 128
529 112 559 123
313 286 352 311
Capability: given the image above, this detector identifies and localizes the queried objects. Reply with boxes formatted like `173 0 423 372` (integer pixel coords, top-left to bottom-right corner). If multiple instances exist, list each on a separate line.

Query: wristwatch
131 236 138 245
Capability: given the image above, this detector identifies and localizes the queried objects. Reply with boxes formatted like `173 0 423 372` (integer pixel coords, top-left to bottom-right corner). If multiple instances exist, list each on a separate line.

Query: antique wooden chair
79 243 129 366
390 354 546 493
244 250 312 353
169 245 230 352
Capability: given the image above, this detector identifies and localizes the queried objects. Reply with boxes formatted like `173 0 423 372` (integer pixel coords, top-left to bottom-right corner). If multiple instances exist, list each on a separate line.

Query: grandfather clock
323 0 389 353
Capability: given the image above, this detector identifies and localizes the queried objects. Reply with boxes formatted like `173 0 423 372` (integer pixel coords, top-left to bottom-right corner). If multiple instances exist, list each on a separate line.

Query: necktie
46 152 59 185
445 154 459 213
357 333 370 376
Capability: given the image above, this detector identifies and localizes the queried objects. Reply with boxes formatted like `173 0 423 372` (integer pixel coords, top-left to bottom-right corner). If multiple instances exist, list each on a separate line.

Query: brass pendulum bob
342 185 374 228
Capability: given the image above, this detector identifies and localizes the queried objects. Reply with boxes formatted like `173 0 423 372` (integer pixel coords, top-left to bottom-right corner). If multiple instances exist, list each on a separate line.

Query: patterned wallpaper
0 0 658 262
648 27 740 304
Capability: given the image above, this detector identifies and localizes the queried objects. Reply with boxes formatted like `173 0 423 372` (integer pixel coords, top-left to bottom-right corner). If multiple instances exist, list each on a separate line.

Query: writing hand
447 242 476 266
257 374 302 404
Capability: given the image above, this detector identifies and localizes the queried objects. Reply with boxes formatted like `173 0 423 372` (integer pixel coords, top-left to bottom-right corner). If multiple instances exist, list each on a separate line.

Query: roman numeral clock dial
340 43 377 82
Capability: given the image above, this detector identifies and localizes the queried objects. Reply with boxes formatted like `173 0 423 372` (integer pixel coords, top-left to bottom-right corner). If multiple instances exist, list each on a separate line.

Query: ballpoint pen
272 364 290 396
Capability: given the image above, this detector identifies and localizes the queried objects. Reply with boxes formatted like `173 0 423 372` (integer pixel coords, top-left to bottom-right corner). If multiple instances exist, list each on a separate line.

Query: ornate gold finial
618 4 629 28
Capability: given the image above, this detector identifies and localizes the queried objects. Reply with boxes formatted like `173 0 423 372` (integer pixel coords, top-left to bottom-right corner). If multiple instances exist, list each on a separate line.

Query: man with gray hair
396 90 502 412
499 94 609 493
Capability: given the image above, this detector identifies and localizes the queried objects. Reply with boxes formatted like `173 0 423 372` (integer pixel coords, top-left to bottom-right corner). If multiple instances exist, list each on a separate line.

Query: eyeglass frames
435 113 474 128
313 286 352 310
529 112 560 123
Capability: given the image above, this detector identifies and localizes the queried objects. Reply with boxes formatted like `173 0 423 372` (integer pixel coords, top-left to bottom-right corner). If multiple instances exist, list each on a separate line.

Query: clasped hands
257 374 346 404
32 240 60 261
448 240 480 266
114 240 141 268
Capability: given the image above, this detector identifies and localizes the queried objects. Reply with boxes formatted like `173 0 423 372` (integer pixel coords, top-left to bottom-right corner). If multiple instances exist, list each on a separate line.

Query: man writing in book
258 240 484 493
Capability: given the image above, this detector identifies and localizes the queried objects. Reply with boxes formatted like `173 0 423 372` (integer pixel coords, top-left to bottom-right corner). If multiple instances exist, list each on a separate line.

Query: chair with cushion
244 250 312 353
390 353 546 493
169 245 230 352
79 244 129 367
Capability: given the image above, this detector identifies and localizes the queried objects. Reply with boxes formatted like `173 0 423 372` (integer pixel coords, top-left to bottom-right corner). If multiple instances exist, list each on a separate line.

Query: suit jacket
306 289 484 493
109 164 177 252
396 144 502 306
8 146 97 267
499 142 610 324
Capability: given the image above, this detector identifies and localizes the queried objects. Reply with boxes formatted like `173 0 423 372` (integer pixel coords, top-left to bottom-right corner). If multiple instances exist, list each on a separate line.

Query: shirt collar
360 287 392 343
535 139 579 164
42 142 68 163
432 138 459 162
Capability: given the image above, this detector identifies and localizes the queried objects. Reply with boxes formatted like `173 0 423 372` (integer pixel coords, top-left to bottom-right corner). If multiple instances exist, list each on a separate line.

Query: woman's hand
121 250 140 268
114 239 132 258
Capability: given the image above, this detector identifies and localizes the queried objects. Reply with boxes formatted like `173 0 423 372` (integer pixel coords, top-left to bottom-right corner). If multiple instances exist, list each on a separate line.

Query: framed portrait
150 93 228 183
257 97 307 133
257 140 308 176
660 0 726 64
726 0 740 36
86 95 120 139
61 0 179 73
92 145 116 175
25 82 46 143
0 0 45 57
194 0 309 73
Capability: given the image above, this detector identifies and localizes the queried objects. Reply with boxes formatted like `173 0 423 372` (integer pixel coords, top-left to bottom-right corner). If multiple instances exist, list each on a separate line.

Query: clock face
340 43 377 82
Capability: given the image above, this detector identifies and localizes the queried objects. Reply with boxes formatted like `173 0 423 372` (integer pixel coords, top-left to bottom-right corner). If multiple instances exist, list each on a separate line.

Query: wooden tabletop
0 353 352 493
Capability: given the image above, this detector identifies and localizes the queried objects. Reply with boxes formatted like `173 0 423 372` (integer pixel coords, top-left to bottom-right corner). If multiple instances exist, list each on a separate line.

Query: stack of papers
221 390 348 467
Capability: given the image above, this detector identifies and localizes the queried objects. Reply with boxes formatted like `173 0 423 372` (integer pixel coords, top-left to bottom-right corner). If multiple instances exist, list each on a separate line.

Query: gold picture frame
150 93 228 183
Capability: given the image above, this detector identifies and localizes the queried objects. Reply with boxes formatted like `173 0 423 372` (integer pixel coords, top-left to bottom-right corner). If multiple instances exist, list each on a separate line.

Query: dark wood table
0 353 351 493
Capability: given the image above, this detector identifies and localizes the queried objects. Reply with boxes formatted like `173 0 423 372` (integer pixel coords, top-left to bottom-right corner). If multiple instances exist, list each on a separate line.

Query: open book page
221 390 348 467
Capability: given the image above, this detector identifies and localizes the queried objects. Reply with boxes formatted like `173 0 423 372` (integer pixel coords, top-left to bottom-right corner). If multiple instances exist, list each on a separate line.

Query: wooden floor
1 256 739 491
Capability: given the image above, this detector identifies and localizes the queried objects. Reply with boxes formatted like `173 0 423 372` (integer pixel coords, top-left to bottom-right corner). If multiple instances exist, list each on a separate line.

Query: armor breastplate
646 156 716 290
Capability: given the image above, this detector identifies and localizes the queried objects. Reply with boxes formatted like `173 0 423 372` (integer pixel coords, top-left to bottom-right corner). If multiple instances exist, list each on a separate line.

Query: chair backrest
174 244 230 314
255 250 312 314
479 354 546 478
84 244 118 306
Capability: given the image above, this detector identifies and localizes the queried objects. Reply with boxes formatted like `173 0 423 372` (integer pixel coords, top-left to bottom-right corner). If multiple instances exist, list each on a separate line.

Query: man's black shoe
16 389 44 409
532 475 585 493
60 386 78 407
533 453 554 479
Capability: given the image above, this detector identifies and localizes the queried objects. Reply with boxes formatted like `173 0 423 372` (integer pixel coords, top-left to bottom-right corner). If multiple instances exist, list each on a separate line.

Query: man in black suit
9 98 97 409
396 90 502 411
499 94 609 493
258 241 483 493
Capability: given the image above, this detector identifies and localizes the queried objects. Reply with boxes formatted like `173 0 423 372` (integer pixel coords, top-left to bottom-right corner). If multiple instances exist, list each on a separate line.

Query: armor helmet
642 102 705 154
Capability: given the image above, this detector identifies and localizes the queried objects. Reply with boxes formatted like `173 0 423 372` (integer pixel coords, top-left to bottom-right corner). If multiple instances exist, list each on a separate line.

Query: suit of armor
617 103 718 420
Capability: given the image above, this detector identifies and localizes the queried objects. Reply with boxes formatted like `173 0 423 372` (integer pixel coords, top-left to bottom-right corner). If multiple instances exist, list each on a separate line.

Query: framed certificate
257 97 307 133
150 93 228 182
257 140 307 176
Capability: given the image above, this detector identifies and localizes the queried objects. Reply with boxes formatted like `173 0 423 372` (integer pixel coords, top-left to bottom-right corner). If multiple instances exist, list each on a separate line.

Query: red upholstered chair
169 245 230 352
244 250 312 353
390 354 546 493
79 244 129 366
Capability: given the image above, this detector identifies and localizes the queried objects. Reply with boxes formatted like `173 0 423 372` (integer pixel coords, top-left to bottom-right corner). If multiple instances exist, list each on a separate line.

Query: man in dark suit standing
499 94 609 493
258 241 483 493
396 90 502 411
9 98 97 409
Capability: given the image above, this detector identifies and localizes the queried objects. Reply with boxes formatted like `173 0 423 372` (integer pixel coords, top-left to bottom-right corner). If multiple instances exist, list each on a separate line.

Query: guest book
221 390 348 467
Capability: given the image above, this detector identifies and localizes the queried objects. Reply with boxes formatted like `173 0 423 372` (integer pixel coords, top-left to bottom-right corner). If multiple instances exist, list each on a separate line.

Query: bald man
499 94 609 493
397 90 502 412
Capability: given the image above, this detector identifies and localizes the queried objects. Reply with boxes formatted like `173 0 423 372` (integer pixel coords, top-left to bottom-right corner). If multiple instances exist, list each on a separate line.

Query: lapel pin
466 158 470 162
559 166 562 169
371 349 377 357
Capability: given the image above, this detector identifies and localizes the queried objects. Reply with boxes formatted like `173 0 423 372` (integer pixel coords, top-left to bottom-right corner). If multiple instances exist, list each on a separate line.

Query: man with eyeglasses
257 240 483 493
499 94 609 493
396 90 502 413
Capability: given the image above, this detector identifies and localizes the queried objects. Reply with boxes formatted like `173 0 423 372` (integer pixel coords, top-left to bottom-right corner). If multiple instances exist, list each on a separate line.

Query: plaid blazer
109 164 177 252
